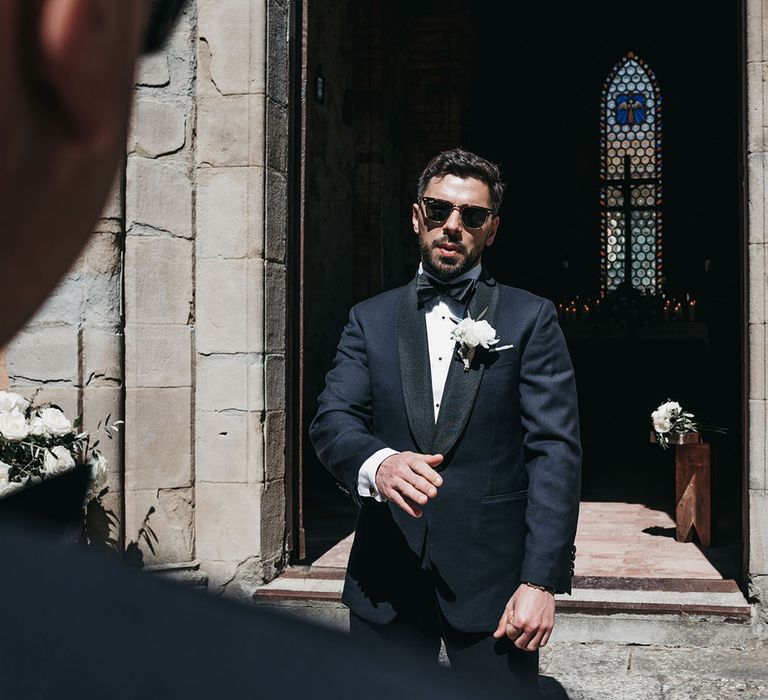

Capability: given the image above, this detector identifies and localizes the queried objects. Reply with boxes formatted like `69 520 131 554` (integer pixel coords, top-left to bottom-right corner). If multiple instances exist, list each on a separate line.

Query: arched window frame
600 52 663 295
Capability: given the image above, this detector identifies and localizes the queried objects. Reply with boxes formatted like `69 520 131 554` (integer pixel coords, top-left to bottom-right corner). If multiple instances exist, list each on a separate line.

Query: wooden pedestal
674 442 711 546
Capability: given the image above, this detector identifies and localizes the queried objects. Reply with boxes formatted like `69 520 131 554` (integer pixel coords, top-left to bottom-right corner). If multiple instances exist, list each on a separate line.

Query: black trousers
348 587 539 697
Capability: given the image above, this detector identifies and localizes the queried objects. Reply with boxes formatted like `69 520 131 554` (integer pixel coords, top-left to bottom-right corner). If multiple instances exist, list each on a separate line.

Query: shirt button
438 357 442 361
436 403 440 407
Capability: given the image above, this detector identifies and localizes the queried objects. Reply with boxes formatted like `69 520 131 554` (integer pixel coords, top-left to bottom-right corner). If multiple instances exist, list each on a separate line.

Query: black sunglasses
420 197 495 230
143 0 188 54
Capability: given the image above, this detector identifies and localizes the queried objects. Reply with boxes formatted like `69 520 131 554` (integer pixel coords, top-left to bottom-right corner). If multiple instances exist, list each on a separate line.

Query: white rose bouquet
651 399 697 450
0 390 120 502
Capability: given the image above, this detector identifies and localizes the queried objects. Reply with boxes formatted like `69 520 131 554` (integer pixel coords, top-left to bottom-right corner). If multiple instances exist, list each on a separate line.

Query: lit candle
688 299 696 322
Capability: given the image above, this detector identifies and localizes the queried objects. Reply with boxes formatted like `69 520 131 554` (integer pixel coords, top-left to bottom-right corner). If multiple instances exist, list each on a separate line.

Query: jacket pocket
480 489 528 504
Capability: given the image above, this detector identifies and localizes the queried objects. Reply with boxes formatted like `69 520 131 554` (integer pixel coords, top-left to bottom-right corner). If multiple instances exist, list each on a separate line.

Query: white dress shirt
357 262 483 501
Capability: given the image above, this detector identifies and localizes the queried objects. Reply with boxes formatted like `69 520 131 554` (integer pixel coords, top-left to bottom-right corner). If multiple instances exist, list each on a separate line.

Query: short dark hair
416 148 505 213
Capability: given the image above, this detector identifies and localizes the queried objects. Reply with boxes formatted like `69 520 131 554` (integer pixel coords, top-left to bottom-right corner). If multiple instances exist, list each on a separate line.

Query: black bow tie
416 274 477 308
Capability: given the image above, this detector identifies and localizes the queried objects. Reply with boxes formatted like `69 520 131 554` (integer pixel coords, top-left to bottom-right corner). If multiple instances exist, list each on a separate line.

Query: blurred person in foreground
0 3 522 698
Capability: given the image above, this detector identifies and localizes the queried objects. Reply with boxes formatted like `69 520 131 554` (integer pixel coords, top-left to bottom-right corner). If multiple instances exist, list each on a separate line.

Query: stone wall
4 0 290 599
747 0 768 622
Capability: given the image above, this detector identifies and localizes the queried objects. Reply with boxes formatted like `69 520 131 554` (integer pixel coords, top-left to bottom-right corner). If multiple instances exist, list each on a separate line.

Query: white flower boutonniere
450 308 514 372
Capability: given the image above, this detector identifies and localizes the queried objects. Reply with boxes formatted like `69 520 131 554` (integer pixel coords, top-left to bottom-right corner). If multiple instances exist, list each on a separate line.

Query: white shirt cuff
358 448 398 502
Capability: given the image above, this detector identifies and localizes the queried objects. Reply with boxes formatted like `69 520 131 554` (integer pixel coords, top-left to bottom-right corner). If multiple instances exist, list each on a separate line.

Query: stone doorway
289 0 748 611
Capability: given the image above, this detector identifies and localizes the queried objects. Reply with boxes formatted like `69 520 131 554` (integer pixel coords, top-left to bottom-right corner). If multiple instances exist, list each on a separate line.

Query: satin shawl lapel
431 271 500 458
397 277 435 453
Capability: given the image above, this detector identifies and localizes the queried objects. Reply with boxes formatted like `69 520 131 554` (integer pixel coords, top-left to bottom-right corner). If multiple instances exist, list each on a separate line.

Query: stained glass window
600 52 662 294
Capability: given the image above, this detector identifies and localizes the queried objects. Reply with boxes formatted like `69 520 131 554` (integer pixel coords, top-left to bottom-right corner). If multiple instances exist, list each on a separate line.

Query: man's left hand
492 583 555 651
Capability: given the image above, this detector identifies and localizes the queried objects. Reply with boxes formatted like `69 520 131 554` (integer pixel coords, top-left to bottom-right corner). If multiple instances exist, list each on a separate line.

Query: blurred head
413 149 505 281
0 0 183 345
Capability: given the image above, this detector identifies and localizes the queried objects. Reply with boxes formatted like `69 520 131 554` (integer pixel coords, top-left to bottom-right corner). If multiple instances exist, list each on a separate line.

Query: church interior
293 0 745 594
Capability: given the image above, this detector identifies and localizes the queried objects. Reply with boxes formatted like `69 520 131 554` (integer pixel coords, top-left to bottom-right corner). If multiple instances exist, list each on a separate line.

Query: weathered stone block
125 237 193 325
203 560 239 596
197 95 251 167
84 231 121 276
751 323 767 401
29 276 84 326
750 399 767 491
264 354 285 411
249 94 267 167
266 99 288 174
137 54 171 87
125 487 195 566
248 166 266 258
196 410 248 483
101 173 123 220
267 2 289 106
264 409 285 482
126 157 193 238
260 478 285 562
196 353 262 412
197 167 249 259
749 152 766 245
247 410 266 484
83 327 123 387
82 233 123 325
196 258 264 353
7 326 79 384
197 0 252 96
86 487 123 551
126 324 192 388
265 262 286 354
750 243 766 325
131 98 187 158
83 386 124 480
249 0 267 95
265 168 286 263
196 482 262 562
750 490 768 575
748 62 764 153
125 387 192 490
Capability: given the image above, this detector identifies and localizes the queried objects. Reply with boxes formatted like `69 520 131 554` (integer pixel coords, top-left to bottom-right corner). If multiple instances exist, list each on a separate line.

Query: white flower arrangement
651 399 697 450
0 390 121 502
450 308 514 372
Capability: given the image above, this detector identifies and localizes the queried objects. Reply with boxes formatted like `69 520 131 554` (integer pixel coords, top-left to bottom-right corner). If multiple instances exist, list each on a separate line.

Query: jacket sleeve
309 305 390 500
518 300 582 594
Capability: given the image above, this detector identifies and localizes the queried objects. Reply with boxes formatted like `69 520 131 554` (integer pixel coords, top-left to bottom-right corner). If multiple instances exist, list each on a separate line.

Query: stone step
255 569 750 618
254 568 756 645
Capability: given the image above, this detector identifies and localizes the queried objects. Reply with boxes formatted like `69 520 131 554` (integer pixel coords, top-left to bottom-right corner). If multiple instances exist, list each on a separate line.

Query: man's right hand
374 452 444 518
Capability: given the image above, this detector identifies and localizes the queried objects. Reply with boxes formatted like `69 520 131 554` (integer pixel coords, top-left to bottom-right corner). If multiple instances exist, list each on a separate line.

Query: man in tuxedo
311 148 582 689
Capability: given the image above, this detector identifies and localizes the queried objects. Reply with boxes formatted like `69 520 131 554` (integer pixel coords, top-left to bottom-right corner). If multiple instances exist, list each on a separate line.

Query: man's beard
419 236 484 282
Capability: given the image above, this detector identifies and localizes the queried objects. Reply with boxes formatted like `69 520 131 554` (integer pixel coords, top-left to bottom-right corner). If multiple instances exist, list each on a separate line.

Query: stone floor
312 501 731 579
537 641 768 699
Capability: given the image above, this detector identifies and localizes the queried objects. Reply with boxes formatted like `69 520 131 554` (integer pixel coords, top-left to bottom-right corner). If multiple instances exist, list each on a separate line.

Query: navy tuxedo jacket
309 269 581 632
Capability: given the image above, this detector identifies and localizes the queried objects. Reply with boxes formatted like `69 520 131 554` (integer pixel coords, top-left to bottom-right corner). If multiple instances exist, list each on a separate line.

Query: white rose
0 391 29 414
0 462 23 498
86 452 108 501
28 415 48 437
651 409 671 434
0 409 29 441
43 446 76 476
453 318 499 349
659 401 681 418
39 407 73 437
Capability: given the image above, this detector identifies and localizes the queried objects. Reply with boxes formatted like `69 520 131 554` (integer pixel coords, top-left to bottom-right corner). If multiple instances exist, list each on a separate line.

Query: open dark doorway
295 0 744 581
